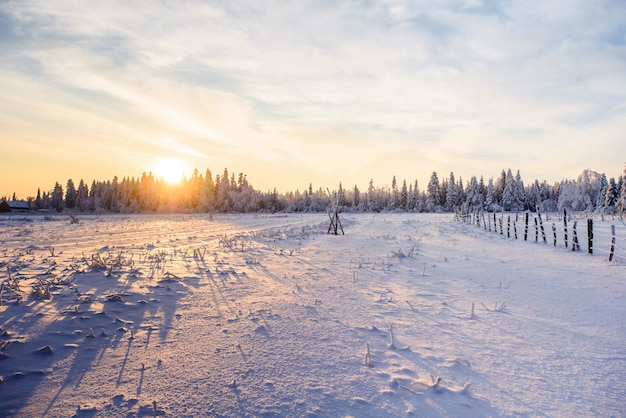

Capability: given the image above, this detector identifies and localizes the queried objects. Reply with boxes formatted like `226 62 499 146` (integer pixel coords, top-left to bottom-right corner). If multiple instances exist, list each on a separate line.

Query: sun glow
152 157 188 184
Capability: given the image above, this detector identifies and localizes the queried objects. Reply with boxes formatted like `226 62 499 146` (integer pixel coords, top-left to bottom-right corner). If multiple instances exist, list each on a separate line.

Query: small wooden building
0 200 30 212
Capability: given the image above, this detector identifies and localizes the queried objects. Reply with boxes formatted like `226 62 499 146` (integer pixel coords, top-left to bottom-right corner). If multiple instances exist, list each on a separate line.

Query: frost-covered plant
388 325 396 349
364 343 373 367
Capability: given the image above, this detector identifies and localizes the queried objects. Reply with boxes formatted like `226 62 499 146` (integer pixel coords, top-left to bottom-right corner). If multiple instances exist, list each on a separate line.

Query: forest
3 166 626 216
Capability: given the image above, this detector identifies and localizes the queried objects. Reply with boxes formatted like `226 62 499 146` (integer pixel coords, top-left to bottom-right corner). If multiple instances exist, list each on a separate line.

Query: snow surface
0 213 624 417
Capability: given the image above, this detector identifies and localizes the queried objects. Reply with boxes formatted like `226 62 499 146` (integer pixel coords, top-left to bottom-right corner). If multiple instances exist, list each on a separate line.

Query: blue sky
1 0 625 197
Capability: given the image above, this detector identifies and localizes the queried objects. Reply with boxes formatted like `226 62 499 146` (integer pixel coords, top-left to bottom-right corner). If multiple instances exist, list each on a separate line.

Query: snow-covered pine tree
352 185 360 210
596 173 608 213
501 169 517 211
604 178 618 215
337 183 345 207
65 179 77 210
465 176 484 213
514 170 525 211
445 172 457 212
400 179 408 210
76 179 89 212
35 188 42 210
494 169 506 207
616 173 624 216
411 180 419 211
615 176 626 216
51 182 65 212
426 172 441 212
367 179 376 212
458 176 465 207
484 178 495 212
391 176 398 210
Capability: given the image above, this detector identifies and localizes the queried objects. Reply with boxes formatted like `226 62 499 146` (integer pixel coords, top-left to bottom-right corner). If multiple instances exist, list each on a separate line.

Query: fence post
488 214 491 232
537 208 547 243
483 213 487 231
572 221 580 251
524 212 529 241
507 215 511 238
499 216 503 235
552 223 557 246
494 213 497 233
563 209 567 248
535 218 538 243
587 219 593 255
514 221 517 239
608 225 616 262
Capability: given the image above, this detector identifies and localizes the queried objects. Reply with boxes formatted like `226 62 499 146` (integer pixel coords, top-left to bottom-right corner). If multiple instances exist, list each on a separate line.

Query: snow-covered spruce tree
494 169 507 207
65 179 77 210
445 172 458 212
463 177 475 213
34 188 43 210
526 180 541 212
88 180 98 212
50 182 65 212
616 173 624 216
484 178 500 212
76 179 89 212
596 173 609 214
445 172 457 212
338 182 345 208
216 169 232 212
391 176 399 210
514 170 526 211
367 179 376 212
426 172 441 212
440 177 448 211
604 178 618 215
410 180 419 211
352 185 361 210
619 164 626 216
501 168 524 212
465 176 484 213
400 179 408 210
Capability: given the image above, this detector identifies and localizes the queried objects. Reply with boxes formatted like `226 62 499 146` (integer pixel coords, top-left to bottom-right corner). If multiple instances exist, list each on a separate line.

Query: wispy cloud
1 0 625 196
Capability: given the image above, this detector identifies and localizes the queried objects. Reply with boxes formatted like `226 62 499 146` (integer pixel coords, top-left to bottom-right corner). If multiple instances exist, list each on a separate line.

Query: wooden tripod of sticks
326 188 345 235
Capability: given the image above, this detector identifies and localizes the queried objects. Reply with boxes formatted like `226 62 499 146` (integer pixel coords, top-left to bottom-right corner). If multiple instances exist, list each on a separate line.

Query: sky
1 0 625 199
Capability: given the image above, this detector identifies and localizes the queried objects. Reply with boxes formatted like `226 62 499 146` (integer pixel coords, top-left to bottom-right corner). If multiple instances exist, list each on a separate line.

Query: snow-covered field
0 213 624 417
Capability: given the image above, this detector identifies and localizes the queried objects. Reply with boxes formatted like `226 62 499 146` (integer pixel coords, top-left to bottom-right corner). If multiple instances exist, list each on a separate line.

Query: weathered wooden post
572 221 580 251
608 225 616 262
493 213 497 233
507 215 511 238
552 223 557 246
587 218 593 254
524 212 529 241
535 217 538 243
537 208 547 243
563 209 567 248
488 214 491 232
513 221 517 239
483 213 487 231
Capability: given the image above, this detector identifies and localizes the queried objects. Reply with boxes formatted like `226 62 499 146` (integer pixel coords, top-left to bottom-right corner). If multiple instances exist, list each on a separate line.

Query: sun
152 157 188 184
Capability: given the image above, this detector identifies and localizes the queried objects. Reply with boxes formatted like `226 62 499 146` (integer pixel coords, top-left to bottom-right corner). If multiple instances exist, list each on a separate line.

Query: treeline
6 166 626 215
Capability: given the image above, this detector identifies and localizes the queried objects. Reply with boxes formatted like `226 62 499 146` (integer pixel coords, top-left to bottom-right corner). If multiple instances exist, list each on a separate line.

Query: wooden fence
456 209 626 263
